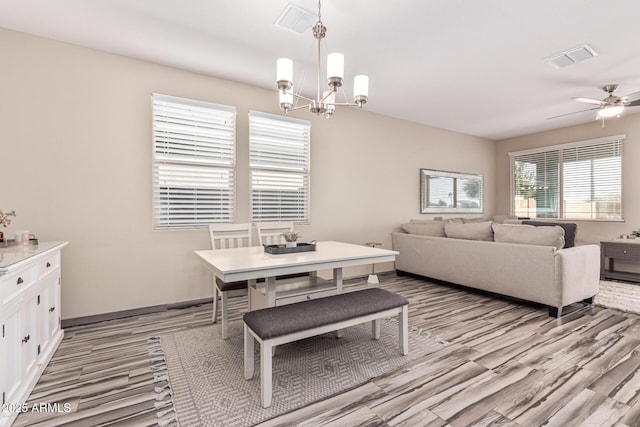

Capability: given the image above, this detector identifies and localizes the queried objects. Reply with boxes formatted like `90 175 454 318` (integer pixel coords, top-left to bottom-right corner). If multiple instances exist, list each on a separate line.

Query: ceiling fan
547 84 640 120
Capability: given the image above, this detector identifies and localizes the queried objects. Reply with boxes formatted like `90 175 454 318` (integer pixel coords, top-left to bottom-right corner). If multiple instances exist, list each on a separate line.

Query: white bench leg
399 305 408 355
261 341 273 408
244 325 255 380
372 319 380 339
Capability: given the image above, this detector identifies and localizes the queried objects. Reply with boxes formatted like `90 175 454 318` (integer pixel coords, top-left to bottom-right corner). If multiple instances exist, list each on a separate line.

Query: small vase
286 241 297 248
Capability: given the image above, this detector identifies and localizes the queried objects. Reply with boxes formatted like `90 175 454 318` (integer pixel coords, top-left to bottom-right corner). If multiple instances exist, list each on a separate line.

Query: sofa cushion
444 221 494 241
492 223 565 250
522 221 577 248
401 221 446 237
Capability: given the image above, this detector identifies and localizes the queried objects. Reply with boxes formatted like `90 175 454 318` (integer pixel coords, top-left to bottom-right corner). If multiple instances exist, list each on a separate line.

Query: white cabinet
0 242 67 427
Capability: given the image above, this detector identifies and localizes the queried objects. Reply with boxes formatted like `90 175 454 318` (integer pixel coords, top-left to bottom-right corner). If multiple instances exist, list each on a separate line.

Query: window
510 135 624 221
152 94 236 230
249 111 310 222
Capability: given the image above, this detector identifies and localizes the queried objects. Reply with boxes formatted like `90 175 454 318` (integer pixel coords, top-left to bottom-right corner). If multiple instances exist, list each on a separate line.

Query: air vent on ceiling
545 44 598 69
274 3 316 34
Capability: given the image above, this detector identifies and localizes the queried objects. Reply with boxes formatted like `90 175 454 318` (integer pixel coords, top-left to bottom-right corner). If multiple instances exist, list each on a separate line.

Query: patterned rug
151 319 446 427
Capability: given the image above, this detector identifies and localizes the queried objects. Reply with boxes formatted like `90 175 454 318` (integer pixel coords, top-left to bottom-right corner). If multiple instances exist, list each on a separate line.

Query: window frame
152 93 236 230
509 134 625 222
248 111 311 224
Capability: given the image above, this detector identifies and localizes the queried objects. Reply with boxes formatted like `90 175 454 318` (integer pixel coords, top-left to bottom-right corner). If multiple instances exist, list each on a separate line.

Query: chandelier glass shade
276 1 368 118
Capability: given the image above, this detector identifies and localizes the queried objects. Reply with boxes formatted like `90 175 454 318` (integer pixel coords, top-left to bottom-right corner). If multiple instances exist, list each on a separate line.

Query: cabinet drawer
1 265 36 302
38 252 60 277
604 243 640 260
276 288 337 306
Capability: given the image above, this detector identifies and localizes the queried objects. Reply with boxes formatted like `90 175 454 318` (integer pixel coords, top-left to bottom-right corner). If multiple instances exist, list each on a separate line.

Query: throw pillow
461 217 487 223
492 223 565 250
444 221 494 241
445 217 465 224
522 221 577 248
401 222 446 237
492 215 519 224
409 218 433 224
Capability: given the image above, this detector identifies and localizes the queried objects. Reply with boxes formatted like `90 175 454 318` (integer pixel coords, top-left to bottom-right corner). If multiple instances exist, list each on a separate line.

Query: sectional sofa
391 218 600 317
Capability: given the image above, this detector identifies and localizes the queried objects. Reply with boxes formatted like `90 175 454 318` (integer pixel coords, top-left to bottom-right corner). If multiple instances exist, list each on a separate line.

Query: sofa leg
583 296 594 304
396 270 407 277
548 306 563 318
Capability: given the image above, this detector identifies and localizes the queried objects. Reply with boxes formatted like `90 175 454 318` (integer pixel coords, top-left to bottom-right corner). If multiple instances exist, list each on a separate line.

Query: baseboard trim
61 297 214 328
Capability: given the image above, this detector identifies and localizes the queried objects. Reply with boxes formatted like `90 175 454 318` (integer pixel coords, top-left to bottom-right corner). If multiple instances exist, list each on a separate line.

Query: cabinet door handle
624 250 628 254
49 306 56 312
21 334 30 343
46 262 51 268
17 277 24 285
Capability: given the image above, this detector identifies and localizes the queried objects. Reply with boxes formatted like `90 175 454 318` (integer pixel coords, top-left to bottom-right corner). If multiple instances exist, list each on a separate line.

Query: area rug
150 319 446 427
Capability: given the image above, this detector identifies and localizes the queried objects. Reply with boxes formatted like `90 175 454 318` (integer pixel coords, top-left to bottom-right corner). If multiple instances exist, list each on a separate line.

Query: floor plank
14 273 640 426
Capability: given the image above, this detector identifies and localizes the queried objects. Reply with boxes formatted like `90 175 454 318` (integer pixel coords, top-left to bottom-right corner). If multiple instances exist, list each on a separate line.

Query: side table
600 239 640 283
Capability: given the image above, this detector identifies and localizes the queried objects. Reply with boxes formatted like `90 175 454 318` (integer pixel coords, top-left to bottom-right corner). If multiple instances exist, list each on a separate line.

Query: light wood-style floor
14 273 640 426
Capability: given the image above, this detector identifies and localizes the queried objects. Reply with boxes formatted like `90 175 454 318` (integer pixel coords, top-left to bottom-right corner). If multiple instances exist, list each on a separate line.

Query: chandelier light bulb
276 58 293 90
354 75 369 97
327 53 344 87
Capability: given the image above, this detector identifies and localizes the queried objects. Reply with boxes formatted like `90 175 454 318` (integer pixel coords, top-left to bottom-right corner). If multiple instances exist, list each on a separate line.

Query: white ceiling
2 0 640 140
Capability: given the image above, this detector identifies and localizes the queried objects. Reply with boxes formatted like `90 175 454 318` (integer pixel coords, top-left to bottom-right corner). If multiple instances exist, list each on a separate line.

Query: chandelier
276 0 369 118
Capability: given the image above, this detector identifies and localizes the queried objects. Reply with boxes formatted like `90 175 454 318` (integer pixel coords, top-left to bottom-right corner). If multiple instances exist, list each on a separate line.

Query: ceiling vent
545 44 598 69
274 4 316 34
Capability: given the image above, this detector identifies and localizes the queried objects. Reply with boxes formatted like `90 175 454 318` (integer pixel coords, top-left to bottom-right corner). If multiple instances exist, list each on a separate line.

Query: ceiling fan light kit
597 104 624 119
549 83 640 122
276 0 369 118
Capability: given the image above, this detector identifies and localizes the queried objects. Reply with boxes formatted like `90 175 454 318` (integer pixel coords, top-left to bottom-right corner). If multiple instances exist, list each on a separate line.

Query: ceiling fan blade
572 97 604 105
546 107 599 120
628 99 640 107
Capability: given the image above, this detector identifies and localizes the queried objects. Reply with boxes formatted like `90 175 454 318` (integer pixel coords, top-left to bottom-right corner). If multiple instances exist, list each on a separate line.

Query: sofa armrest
556 244 600 305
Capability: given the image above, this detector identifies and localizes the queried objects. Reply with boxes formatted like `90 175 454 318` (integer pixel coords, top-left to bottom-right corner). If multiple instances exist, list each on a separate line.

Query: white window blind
510 135 624 221
152 94 236 229
249 111 310 222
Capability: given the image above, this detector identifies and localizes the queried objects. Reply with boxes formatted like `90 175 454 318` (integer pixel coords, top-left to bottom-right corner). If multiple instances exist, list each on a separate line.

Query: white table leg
221 292 229 340
261 341 273 408
248 279 256 311
266 276 276 307
399 305 408 355
333 267 343 293
334 268 344 338
212 283 219 323
244 326 255 380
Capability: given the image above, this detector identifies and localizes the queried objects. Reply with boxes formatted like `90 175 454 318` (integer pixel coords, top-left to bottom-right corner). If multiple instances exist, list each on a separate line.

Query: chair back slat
208 223 253 250
255 222 294 246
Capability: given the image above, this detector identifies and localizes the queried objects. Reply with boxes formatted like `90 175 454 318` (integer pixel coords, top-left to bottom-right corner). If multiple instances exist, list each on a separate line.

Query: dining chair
255 222 294 246
255 222 311 282
208 223 253 339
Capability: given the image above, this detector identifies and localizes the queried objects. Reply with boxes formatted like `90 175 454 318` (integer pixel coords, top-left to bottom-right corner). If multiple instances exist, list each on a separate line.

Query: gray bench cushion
243 288 409 340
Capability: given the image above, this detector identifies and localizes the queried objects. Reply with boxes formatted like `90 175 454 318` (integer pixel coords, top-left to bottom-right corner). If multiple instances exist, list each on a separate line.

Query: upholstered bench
243 287 409 408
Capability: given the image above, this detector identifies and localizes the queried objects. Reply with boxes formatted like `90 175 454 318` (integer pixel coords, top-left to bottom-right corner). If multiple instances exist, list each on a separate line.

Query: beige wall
496 113 640 244
0 28 497 319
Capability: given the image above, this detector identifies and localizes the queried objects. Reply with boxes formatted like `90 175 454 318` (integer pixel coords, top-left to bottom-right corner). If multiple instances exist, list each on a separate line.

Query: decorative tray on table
263 242 317 255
